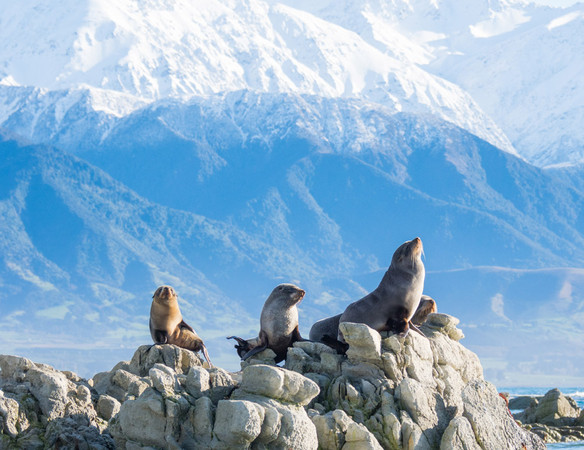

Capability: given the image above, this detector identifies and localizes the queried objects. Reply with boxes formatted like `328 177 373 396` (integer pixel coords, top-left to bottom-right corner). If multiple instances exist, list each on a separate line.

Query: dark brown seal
314 238 425 353
150 285 212 366
310 292 435 344
227 283 306 363
338 237 425 339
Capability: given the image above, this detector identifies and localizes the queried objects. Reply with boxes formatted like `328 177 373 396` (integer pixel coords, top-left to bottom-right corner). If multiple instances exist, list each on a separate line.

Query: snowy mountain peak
0 0 515 154
1 0 583 164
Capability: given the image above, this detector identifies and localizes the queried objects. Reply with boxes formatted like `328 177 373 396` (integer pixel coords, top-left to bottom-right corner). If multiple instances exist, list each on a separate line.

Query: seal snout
154 285 176 300
411 236 423 255
296 289 306 302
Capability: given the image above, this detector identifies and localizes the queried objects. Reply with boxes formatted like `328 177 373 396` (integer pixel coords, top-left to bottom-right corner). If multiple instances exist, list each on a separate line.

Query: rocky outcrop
0 313 545 449
512 388 584 443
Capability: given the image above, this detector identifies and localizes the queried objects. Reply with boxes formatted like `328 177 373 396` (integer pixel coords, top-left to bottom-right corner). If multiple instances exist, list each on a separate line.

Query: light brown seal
150 285 212 366
227 283 306 363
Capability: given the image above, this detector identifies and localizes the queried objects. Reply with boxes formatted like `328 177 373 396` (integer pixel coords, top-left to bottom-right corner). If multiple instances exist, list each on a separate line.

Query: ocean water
501 387 584 409
500 387 584 449
548 443 584 449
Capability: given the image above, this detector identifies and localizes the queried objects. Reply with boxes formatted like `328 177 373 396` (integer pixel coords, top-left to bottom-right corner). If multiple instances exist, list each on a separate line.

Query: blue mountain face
0 93 583 384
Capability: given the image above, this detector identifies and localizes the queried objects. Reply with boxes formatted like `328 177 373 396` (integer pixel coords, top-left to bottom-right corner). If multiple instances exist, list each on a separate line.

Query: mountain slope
1 93 583 382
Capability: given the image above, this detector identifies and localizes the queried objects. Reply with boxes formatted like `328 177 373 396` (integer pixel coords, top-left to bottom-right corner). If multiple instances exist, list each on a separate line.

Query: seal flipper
152 329 169 344
291 325 308 343
241 331 269 361
241 344 268 360
178 319 195 333
227 336 253 359
200 343 213 367
409 322 427 338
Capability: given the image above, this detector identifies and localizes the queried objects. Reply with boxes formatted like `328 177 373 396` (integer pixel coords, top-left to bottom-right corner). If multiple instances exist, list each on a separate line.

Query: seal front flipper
409 322 427 338
152 329 169 344
291 325 309 343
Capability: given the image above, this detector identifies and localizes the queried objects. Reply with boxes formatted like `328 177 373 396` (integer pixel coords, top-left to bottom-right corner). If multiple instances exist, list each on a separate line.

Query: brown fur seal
316 238 425 352
411 295 437 326
150 285 212 366
227 283 306 363
310 292 435 344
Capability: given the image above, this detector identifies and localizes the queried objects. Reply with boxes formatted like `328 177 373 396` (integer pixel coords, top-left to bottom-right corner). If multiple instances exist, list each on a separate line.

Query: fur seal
150 285 212 366
315 238 425 352
227 283 306 363
309 292 435 344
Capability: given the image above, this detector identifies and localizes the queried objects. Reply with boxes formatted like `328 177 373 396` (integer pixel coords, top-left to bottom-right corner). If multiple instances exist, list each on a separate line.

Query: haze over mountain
0 0 582 385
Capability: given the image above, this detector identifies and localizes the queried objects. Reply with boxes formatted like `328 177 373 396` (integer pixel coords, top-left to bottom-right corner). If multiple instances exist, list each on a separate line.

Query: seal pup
227 283 306 363
411 295 437 326
150 285 212 366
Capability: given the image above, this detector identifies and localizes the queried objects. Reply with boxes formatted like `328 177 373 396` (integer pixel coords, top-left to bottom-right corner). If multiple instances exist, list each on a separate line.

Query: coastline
501 387 584 448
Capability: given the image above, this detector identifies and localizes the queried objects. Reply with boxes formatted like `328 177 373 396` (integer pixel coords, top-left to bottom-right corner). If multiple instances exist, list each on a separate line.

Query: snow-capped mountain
1 0 582 165
0 0 515 153
271 0 584 167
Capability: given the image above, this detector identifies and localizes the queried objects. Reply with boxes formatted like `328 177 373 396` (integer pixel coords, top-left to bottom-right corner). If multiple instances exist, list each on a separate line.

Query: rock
462 380 546 449
312 410 348 449
240 364 320 406
128 344 203 377
185 366 210 398
339 322 382 363
0 313 547 450
116 388 167 448
521 388 580 426
0 390 28 438
343 421 383 450
149 364 179 396
509 395 539 411
44 415 116 450
97 394 121 421
191 396 214 444
440 416 481 450
213 399 265 446
208 367 238 402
